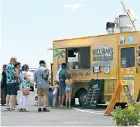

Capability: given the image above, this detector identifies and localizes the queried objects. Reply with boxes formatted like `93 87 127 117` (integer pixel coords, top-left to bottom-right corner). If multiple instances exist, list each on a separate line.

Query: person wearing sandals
34 60 50 112
5 57 18 111
18 64 30 112
65 72 73 108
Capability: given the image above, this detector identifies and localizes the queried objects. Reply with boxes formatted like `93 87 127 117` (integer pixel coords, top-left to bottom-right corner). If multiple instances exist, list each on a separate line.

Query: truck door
119 45 140 102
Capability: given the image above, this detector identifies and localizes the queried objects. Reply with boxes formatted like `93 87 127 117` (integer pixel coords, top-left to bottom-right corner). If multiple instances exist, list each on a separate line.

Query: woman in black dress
1 64 7 106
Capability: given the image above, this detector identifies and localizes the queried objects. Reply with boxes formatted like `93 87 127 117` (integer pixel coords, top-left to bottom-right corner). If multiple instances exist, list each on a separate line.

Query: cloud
63 4 84 12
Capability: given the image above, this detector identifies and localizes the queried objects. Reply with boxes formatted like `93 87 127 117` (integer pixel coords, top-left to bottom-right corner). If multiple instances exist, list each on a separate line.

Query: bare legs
65 92 69 108
6 95 10 108
69 91 72 108
65 91 72 108
10 95 16 108
59 96 65 107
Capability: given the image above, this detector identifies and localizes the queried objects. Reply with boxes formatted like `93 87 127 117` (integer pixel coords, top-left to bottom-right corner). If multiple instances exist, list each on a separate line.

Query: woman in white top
19 64 30 112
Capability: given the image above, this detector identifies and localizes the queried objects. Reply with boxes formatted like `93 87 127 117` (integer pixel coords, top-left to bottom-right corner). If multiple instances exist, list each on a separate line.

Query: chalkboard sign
122 85 135 106
90 86 100 106
83 80 104 109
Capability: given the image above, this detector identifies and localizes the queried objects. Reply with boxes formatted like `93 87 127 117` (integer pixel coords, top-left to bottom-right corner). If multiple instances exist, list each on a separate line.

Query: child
53 80 59 107
19 64 30 112
65 72 73 108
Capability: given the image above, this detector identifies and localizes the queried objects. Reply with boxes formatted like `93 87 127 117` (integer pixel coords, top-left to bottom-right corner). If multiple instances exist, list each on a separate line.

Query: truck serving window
121 47 135 68
66 47 90 69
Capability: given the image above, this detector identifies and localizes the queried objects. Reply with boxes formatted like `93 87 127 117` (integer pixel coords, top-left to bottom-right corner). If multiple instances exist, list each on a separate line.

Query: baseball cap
62 63 66 68
39 60 46 64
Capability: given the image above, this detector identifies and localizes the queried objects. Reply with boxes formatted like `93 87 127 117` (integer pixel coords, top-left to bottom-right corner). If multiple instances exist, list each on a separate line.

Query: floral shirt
34 67 49 88
20 71 30 90
6 63 16 84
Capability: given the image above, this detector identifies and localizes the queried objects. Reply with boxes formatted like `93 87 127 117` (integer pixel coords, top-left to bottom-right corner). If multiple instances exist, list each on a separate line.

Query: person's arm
56 70 59 82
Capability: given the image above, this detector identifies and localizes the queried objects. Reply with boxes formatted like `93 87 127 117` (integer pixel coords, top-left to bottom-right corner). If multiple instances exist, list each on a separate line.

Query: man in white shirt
53 65 62 107
56 65 62 82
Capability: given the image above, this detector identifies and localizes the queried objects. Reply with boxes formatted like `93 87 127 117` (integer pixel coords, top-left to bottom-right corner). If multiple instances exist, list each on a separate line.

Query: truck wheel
77 89 87 106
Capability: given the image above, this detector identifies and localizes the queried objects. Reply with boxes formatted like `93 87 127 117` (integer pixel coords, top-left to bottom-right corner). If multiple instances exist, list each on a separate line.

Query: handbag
23 88 30 96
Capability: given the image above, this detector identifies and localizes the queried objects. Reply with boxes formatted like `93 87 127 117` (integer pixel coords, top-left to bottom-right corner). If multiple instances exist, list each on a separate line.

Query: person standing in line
34 60 50 112
52 80 59 107
43 63 50 106
58 63 67 108
14 62 21 106
18 64 30 112
5 57 17 111
1 65 7 106
53 64 62 107
65 72 73 108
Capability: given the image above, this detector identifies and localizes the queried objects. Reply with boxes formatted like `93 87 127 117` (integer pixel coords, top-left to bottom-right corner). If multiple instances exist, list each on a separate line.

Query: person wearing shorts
5 57 17 111
58 63 67 107
34 60 50 112
65 72 73 108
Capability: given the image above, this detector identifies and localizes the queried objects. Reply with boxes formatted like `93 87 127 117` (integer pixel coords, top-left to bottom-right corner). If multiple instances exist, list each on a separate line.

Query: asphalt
1 92 115 126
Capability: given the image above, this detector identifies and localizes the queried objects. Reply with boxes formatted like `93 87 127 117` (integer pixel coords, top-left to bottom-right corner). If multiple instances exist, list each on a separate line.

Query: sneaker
43 108 50 112
22 108 29 112
10 108 16 111
38 108 42 112
19 108 23 112
1 104 6 106
4 107 10 111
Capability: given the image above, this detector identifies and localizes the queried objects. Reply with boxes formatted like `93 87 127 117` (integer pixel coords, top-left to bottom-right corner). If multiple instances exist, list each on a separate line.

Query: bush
134 103 140 113
113 106 140 126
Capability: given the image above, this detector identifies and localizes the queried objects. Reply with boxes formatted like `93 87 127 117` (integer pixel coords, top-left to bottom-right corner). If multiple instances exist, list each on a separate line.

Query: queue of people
1 57 74 112
53 63 73 108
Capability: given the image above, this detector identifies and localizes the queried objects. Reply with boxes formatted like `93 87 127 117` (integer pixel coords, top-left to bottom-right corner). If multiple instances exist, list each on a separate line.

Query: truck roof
53 31 140 43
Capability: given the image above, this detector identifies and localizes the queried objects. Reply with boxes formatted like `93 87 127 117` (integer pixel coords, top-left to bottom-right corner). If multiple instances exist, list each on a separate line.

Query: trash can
49 91 54 106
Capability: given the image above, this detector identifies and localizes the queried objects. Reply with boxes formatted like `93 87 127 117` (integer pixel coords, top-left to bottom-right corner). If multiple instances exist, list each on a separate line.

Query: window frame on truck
120 47 135 68
65 46 91 70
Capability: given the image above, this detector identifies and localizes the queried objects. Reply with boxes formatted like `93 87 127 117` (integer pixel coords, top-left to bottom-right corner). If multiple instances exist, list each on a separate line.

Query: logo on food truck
93 46 113 61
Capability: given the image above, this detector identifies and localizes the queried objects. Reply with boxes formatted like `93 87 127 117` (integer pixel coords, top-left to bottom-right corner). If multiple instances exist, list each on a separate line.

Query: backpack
42 69 49 81
59 69 67 82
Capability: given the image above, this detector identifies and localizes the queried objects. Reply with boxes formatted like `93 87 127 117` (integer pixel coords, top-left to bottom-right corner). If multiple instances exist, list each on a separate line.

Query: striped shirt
34 67 49 88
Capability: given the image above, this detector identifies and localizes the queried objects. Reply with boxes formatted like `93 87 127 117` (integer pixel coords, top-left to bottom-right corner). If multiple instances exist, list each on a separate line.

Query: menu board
90 87 100 106
122 85 135 106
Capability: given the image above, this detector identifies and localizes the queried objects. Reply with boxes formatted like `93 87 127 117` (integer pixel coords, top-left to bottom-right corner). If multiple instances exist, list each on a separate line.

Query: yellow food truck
52 30 140 106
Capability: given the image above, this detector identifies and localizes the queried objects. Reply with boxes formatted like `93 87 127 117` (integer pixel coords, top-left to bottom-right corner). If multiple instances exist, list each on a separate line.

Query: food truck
52 15 140 106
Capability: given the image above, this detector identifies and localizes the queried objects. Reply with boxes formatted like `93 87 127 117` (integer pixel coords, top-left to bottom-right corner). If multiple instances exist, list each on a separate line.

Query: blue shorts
7 83 17 95
65 86 72 92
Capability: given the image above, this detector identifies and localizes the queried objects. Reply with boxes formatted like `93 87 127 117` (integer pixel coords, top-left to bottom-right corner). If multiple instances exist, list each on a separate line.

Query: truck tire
77 89 87 106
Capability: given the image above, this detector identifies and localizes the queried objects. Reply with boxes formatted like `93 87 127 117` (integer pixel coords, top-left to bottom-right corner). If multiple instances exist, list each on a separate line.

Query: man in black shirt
1 65 7 105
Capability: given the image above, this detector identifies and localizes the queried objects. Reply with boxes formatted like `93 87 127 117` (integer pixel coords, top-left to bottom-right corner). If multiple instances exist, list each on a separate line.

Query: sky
0 0 140 69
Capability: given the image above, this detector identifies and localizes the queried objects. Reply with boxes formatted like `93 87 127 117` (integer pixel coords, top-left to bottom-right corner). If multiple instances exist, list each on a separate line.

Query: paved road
1 92 115 126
